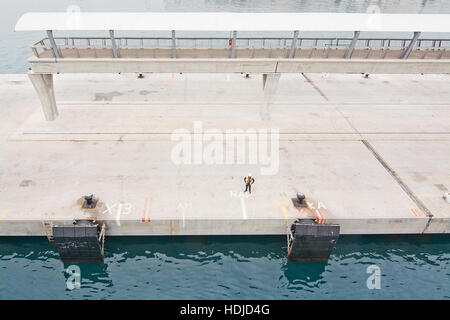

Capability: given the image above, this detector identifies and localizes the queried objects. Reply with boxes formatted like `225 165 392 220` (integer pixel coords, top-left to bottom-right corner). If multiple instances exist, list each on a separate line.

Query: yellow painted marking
0 210 11 221
275 200 289 222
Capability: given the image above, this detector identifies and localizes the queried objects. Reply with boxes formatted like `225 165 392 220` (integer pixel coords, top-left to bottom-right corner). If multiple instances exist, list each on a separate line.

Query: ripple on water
0 235 449 299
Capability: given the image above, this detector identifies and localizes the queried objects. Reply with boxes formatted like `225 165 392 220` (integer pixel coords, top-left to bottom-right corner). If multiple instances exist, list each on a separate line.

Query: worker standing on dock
244 174 255 194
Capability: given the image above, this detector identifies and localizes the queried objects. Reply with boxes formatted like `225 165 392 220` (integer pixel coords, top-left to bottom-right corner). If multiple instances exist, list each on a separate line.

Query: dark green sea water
0 235 449 299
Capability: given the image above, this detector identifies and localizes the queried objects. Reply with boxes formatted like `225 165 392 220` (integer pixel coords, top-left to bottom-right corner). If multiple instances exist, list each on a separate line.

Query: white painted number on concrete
177 202 192 228
103 202 132 226
366 265 381 290
66 265 81 290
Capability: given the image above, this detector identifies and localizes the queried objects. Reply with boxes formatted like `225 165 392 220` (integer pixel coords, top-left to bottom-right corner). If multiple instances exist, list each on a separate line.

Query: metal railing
30 35 450 59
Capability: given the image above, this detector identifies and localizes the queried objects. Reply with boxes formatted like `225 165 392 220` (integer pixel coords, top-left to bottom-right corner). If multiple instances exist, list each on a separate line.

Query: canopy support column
231 30 237 58
172 30 176 58
46 30 61 58
401 32 421 59
345 31 360 59
28 72 58 121
288 30 299 58
109 30 119 58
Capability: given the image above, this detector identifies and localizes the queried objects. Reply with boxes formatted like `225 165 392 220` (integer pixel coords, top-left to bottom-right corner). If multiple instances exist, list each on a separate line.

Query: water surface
0 235 448 299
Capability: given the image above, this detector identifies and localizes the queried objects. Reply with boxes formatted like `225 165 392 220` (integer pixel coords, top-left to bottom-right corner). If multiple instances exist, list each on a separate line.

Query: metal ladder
42 221 54 244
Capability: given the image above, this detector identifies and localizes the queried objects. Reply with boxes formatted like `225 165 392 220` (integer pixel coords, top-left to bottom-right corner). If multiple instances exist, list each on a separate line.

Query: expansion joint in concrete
422 217 434 234
301 73 329 101
362 140 434 225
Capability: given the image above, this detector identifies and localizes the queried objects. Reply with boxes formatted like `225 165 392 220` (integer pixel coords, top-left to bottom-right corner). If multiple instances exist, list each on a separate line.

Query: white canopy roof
15 12 450 33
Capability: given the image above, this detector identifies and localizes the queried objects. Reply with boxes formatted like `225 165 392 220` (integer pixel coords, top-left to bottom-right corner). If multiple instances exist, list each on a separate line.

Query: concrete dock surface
0 72 449 235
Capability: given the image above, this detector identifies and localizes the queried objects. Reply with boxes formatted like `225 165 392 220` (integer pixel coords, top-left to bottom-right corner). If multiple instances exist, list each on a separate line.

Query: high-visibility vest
244 176 254 184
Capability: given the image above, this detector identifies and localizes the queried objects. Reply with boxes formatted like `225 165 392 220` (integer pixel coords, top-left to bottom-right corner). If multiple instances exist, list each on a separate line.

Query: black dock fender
287 219 340 262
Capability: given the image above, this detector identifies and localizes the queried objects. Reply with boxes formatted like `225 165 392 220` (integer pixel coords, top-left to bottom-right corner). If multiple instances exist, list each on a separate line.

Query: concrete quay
0 72 449 236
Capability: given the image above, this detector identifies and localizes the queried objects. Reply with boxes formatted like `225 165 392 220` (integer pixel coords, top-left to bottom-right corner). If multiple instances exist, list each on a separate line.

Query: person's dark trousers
245 183 252 193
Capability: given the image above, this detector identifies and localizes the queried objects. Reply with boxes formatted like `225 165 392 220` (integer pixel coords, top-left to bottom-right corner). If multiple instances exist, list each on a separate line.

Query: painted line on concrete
240 197 248 220
176 202 190 229
0 210 10 221
115 204 122 227
179 203 185 229
306 201 325 224
182 209 185 228
142 198 148 222
281 206 288 222
142 197 151 222
315 209 324 224
275 201 289 222
410 206 421 217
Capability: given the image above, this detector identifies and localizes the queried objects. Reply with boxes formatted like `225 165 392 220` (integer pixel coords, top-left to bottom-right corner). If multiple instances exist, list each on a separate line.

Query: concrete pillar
263 73 281 94
28 73 58 121
261 73 281 120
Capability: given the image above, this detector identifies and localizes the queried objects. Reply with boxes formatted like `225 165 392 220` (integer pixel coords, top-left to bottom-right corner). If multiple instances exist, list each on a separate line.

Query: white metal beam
15 12 450 33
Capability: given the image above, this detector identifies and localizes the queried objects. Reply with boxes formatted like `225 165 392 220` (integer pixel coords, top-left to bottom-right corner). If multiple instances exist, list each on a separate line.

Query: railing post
31 47 39 58
231 30 237 58
109 30 119 58
46 30 62 58
289 30 299 58
345 31 360 59
172 30 176 58
401 31 421 59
